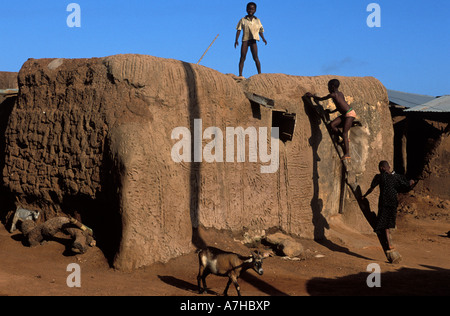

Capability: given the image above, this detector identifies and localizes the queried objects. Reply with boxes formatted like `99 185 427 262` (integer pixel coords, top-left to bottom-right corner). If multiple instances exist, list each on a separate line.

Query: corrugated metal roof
0 89 18 96
387 89 435 108
405 95 450 113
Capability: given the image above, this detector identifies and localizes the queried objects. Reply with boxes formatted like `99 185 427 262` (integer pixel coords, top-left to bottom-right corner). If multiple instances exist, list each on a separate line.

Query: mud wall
412 120 450 200
0 71 17 90
2 55 393 271
0 72 19 224
241 74 393 233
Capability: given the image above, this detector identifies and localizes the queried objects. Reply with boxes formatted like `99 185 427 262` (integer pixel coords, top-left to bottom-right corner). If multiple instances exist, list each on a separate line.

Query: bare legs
330 116 354 158
385 228 394 250
239 41 261 77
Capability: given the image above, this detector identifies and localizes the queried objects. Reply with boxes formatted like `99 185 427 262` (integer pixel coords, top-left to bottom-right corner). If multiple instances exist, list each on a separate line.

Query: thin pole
197 34 219 65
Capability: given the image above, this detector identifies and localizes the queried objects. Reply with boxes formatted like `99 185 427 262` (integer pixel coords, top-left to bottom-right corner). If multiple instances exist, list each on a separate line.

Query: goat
197 247 268 296
10 207 40 233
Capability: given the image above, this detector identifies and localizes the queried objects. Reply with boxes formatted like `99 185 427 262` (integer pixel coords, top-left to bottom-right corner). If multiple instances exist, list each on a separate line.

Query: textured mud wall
2 55 393 271
241 74 393 233
415 127 450 200
0 72 19 224
5 58 110 209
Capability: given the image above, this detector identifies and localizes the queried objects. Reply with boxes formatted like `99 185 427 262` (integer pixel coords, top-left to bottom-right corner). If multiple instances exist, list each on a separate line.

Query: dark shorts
243 39 258 45
375 206 397 233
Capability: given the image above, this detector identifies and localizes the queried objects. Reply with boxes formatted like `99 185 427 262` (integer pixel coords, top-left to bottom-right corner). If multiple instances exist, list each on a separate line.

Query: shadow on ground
306 265 450 296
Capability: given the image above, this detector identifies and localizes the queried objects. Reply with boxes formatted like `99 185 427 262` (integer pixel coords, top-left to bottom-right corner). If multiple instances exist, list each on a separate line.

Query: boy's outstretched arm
305 93 337 111
235 30 241 48
314 93 333 102
304 92 319 100
305 92 331 101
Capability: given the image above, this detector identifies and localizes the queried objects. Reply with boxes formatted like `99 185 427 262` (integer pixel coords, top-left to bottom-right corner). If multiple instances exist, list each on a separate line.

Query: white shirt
236 16 264 42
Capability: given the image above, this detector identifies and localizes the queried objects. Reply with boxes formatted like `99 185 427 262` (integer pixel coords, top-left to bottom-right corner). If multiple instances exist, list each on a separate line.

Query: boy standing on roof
235 2 267 77
306 79 356 160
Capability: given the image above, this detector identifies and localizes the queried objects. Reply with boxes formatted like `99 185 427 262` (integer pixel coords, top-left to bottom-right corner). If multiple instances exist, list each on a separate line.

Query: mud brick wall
2 55 393 271
0 72 19 223
3 59 111 215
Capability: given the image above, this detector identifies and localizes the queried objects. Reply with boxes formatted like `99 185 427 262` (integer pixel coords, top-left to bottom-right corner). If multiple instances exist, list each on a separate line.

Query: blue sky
0 0 449 96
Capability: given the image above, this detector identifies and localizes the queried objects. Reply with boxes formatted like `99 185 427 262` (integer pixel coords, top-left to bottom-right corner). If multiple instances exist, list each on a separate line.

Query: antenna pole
197 34 219 65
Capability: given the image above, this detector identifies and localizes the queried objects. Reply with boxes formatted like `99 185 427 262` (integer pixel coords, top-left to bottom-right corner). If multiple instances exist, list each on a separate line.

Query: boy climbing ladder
306 79 356 160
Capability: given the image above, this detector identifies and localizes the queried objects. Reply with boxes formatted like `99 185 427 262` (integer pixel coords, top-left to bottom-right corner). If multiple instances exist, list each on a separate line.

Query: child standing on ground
235 2 267 77
363 161 415 260
307 79 356 160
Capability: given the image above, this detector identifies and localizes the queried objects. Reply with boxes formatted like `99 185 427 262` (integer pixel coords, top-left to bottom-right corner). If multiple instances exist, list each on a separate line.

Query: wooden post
197 34 219 65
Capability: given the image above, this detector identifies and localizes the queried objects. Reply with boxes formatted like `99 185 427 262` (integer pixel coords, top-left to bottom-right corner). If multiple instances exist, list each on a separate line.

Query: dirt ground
0 193 449 297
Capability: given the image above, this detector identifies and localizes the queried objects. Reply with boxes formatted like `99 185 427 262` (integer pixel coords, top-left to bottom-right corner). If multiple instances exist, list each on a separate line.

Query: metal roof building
387 89 436 109
405 95 450 113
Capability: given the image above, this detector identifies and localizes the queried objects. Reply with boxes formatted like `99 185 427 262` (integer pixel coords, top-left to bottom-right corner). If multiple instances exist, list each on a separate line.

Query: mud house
1 55 394 271
388 89 449 200
387 89 435 175
403 95 450 200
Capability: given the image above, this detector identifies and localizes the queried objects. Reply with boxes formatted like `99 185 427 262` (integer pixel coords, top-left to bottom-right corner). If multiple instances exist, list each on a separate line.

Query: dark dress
369 172 411 233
